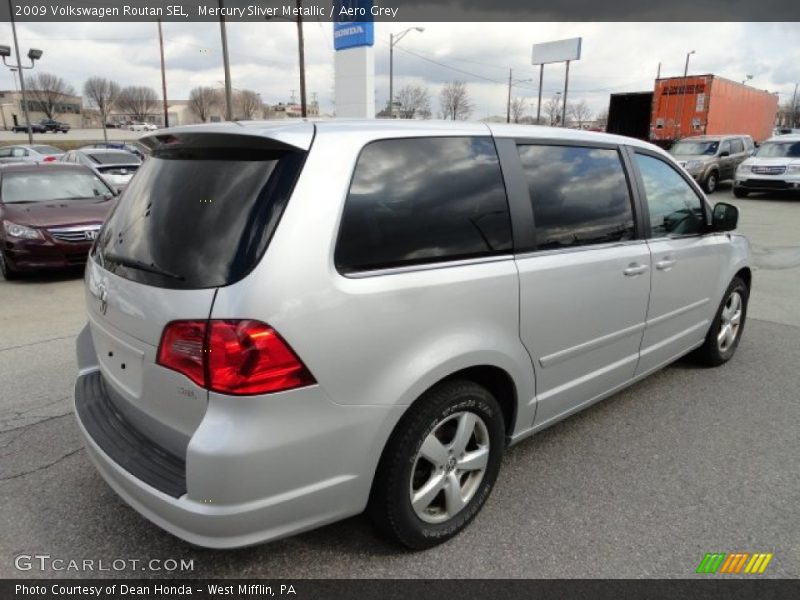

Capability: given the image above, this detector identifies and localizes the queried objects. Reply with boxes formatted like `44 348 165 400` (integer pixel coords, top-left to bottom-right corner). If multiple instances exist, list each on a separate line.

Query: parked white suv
74 121 752 550
734 134 800 197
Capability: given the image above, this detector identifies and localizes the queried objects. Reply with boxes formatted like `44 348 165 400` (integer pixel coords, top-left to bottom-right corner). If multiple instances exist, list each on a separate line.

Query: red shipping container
650 75 778 143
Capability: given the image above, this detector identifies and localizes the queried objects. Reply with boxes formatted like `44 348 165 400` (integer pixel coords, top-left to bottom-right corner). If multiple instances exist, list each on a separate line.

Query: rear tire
0 249 20 281
733 187 749 198
694 277 748 366
368 379 505 550
702 170 719 194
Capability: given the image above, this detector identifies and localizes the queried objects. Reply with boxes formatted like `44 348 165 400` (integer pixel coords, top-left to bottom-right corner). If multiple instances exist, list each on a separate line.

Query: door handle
623 264 649 277
656 258 677 271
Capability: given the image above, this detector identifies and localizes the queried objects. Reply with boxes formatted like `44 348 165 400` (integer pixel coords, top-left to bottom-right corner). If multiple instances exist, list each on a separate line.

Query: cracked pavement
0 184 798 578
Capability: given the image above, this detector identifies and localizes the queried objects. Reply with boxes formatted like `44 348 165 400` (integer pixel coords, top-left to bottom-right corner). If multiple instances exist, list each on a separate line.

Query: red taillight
156 320 206 387
157 320 315 396
43 156 57 162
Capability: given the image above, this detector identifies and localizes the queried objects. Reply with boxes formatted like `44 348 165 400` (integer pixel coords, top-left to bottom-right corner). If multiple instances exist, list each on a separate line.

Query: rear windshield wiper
102 253 185 281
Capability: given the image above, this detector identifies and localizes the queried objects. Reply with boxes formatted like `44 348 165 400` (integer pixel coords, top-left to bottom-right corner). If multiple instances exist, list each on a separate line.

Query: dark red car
0 163 117 279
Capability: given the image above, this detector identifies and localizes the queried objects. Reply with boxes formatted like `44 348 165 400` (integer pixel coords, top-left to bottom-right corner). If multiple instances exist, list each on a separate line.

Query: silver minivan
74 121 752 549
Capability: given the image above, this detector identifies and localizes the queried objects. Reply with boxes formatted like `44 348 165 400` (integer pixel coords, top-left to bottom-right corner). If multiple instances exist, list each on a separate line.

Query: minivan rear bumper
74 368 403 548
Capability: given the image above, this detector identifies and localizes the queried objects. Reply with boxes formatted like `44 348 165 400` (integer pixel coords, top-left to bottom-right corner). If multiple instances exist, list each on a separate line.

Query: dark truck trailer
606 92 653 141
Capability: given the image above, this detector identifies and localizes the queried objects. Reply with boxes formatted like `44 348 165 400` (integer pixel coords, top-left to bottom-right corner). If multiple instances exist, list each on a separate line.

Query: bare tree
26 72 76 119
396 84 432 119
568 99 592 129
780 96 799 128
509 97 528 124
544 94 563 126
235 89 262 121
439 81 474 121
595 108 609 130
188 86 220 123
117 86 159 122
83 77 121 142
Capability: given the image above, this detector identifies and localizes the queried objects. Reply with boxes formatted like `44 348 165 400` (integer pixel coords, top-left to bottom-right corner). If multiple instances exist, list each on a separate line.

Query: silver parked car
74 121 752 550
0 144 64 164
61 148 142 191
670 134 754 193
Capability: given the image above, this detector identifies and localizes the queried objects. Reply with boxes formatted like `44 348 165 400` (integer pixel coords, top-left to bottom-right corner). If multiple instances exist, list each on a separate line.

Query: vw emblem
99 287 108 315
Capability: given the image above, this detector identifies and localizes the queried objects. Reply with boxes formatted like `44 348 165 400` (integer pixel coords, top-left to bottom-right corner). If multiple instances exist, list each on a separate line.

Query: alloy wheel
409 411 490 524
717 290 743 353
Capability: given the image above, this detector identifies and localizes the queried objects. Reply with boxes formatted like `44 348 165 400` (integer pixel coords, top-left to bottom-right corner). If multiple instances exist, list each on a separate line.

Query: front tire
0 249 20 280
694 277 748 366
702 170 719 194
368 379 505 549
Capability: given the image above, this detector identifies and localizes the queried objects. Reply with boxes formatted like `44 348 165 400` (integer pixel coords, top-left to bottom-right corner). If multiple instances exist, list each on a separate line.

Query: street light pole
8 0 34 143
561 60 570 127
674 50 694 140
388 27 424 118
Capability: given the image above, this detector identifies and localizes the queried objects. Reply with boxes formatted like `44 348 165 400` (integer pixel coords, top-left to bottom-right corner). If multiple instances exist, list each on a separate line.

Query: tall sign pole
333 0 375 118
532 37 581 128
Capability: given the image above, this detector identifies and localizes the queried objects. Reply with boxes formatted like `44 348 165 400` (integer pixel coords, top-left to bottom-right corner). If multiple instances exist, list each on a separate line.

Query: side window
730 139 744 154
335 137 512 273
517 144 635 250
719 140 732 155
0 147 11 158
11 148 26 157
634 153 705 237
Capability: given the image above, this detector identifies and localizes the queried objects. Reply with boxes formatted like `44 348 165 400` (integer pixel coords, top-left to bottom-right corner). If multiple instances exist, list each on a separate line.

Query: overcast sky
3 21 798 118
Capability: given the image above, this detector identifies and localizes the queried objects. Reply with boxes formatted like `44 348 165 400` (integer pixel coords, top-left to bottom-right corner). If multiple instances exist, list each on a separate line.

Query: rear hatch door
85 124 313 454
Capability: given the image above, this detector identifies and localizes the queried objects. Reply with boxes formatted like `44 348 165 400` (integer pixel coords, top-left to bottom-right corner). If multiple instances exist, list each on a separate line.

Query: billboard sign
532 37 582 65
334 0 375 51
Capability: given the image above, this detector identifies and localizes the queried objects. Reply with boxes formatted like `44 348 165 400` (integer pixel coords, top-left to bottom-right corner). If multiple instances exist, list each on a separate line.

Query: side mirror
712 202 738 232
719 151 730 157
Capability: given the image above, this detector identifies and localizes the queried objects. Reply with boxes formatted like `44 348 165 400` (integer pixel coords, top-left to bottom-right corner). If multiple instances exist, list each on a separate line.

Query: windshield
755 142 800 158
86 151 140 165
670 141 719 156
1 170 113 203
93 137 306 289
31 145 62 155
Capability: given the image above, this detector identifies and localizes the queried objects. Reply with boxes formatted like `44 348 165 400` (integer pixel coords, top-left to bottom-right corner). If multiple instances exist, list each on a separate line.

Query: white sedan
128 122 157 132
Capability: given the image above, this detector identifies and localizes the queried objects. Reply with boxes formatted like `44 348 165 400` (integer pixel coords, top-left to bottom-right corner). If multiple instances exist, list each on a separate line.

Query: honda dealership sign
333 0 375 118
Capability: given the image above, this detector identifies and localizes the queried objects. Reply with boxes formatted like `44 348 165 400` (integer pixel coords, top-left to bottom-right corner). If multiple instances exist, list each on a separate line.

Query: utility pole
296 0 306 117
389 32 394 118
791 83 799 128
157 19 169 128
506 68 512 123
656 61 661 80
219 0 233 120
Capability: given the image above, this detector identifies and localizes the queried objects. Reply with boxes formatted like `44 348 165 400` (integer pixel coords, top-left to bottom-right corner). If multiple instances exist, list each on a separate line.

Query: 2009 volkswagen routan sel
74 121 751 549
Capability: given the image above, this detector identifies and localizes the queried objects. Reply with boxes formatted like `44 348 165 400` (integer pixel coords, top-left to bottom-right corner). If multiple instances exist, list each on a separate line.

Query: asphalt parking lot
0 183 798 579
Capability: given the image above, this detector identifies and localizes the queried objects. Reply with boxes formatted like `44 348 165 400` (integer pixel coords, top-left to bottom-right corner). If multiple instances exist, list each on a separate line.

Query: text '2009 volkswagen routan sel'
74 121 751 549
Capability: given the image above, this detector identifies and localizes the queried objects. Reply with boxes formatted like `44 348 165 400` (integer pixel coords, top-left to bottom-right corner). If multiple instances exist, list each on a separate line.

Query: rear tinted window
93 137 305 289
87 151 139 165
335 137 512 273
517 145 635 250
31 145 62 155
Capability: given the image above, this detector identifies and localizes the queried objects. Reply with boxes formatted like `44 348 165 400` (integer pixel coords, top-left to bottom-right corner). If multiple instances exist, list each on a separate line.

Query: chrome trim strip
344 254 515 279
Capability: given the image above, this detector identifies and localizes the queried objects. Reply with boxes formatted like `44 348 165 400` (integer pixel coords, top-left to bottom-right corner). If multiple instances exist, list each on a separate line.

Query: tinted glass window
720 140 732 155
517 145 635 250
335 137 512 273
31 145 62 155
635 153 705 237
2 169 113 203
86 151 140 165
730 139 744 154
93 136 306 289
